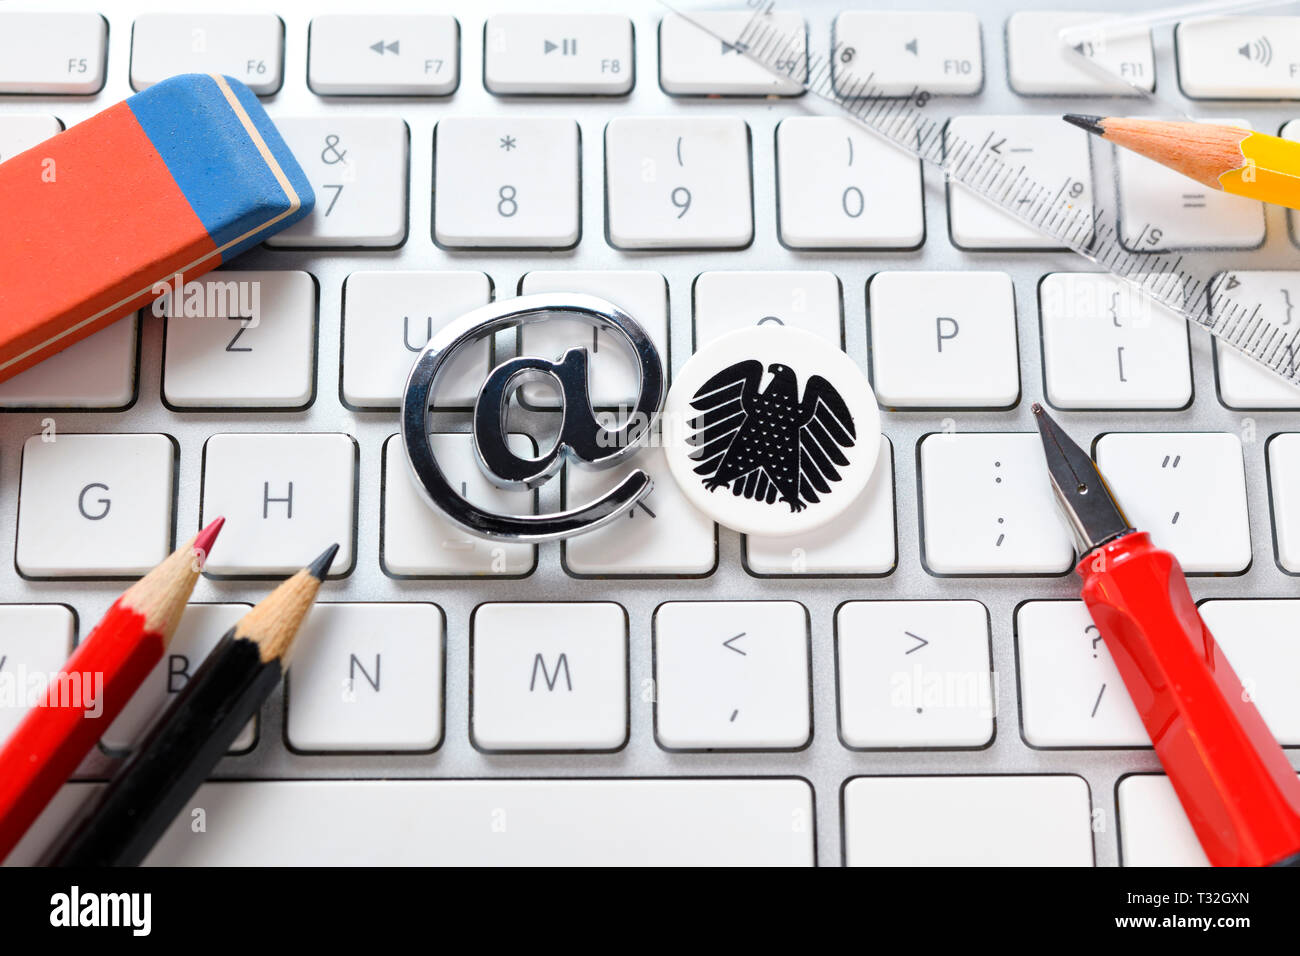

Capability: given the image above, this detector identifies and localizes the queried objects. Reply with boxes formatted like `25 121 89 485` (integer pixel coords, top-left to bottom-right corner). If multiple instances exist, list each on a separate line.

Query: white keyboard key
1269 433 1300 572
472 602 627 751
266 117 408 248
287 603 444 752
17 434 174 578
1040 273 1193 410
605 116 753 249
200 433 355 577
0 12 105 94
0 606 75 743
834 12 982 96
654 601 810 750
747 436 895 575
0 317 136 410
518 271 669 408
131 13 283 94
920 433 1075 574
1177 17 1300 99
1199 600 1300 745
946 115 1094 249
1118 119 1265 252
844 775 1094 866
1095 432 1251 573
659 12 804 96
1117 775 1209 866
381 434 535 577
435 117 579 248
308 14 458 96
869 271 1019 407
564 446 715 576
485 13 633 95
1217 344 1300 408
7 779 812 865
0 114 62 162
342 271 491 409
837 600 993 748
1016 600 1147 747
1007 11 1154 95
102 604 255 753
1211 269 1300 408
776 117 924 249
694 271 841 348
162 271 315 409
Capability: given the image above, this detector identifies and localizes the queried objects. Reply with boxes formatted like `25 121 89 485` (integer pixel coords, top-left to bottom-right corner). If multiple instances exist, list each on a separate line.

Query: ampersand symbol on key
320 134 348 165
401 293 665 542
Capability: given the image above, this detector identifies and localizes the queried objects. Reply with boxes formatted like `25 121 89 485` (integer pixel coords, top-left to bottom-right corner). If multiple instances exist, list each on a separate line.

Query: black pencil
44 543 338 867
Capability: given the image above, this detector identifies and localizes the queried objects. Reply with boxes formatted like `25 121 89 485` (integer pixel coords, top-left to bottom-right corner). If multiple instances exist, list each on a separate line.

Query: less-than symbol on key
723 632 747 655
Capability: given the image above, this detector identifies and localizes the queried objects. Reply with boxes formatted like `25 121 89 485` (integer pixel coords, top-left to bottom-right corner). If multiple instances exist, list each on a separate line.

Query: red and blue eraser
0 73 313 382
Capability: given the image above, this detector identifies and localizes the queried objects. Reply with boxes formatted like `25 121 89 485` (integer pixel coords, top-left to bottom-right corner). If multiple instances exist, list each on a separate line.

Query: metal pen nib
1031 403 1132 553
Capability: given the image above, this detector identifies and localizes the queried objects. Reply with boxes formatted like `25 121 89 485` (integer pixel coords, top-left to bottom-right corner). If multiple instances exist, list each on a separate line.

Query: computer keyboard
2 0 1300 866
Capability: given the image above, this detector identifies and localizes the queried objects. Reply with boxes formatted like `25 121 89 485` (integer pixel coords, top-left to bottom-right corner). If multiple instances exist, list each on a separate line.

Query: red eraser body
0 73 313 382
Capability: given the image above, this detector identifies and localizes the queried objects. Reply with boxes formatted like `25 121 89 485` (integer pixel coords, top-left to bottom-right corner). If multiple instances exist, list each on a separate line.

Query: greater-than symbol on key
903 630 928 654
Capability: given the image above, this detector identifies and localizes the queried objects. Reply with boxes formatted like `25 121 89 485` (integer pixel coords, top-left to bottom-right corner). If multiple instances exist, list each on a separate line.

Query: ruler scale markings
671 0 1300 386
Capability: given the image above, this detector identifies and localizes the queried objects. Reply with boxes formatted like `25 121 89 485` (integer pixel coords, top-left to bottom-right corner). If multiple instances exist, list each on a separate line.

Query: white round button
663 325 881 537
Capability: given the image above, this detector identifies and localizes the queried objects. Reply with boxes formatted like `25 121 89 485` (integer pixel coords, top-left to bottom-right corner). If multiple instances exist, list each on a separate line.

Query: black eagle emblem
687 360 856 512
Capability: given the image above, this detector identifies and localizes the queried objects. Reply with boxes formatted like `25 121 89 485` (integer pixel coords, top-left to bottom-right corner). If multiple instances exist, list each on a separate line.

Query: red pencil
0 517 224 862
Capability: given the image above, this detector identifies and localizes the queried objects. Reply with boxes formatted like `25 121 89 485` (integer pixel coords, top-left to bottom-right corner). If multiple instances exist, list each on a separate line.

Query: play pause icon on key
544 38 577 55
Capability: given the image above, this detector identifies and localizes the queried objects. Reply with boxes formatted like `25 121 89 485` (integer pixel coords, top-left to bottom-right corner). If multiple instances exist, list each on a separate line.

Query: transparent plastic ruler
661 0 1300 388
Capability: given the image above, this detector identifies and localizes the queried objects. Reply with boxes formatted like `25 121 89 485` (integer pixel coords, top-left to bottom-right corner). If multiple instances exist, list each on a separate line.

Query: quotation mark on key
993 461 1005 547
1161 455 1181 524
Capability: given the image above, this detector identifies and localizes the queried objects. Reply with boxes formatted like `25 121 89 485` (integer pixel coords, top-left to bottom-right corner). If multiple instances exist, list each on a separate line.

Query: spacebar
140 778 815 866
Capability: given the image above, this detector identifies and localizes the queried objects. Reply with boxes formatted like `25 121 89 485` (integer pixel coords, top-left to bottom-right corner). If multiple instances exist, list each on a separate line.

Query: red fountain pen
1032 404 1300 867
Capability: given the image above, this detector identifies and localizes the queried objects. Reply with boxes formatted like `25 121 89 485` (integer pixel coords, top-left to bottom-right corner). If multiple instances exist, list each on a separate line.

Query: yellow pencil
1064 114 1300 211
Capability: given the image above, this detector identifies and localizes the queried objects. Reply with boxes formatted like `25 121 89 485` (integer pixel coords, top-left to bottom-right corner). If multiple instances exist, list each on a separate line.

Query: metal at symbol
401 293 664 543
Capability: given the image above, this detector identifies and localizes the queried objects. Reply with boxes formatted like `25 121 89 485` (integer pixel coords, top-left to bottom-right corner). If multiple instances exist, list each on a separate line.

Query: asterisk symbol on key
499 135 517 151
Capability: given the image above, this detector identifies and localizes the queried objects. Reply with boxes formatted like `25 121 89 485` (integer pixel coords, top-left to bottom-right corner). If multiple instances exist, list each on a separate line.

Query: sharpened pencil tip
1031 402 1045 415
1063 113 1105 136
192 516 225 566
307 543 340 581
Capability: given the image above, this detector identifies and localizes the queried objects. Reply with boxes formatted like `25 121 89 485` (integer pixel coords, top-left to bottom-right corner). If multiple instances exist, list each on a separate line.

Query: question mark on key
1085 624 1101 659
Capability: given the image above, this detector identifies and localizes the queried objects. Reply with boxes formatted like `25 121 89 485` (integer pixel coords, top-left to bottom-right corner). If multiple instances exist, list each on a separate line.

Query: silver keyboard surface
3 0 1299 866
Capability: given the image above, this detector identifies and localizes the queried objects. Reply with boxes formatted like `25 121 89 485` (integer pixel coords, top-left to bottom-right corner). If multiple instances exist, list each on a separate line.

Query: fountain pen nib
1031 403 1132 553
